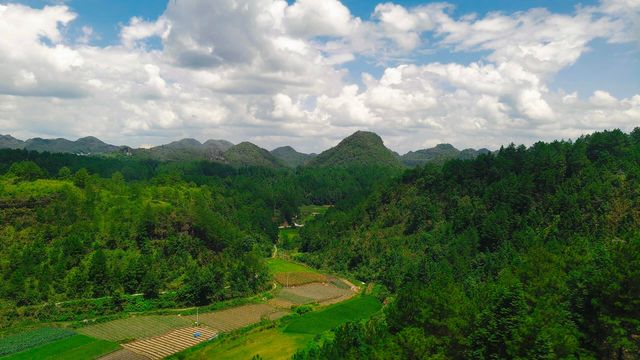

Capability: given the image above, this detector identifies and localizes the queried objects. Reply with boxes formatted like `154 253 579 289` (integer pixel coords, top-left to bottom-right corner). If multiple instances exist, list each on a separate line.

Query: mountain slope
22 136 119 154
271 146 315 167
307 131 403 168
204 139 234 152
0 135 25 149
224 142 284 168
400 144 490 166
134 138 234 161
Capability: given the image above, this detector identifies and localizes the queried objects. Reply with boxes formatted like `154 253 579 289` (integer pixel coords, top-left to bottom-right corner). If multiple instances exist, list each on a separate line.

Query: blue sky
0 0 638 152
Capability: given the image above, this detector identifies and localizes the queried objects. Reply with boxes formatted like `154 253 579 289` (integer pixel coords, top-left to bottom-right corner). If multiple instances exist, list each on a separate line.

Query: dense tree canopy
0 150 397 315
295 129 640 359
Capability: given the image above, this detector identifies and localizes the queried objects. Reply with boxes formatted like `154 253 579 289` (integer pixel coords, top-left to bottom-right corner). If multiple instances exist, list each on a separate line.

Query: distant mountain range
133 138 233 162
401 143 491 167
0 135 119 154
0 132 490 168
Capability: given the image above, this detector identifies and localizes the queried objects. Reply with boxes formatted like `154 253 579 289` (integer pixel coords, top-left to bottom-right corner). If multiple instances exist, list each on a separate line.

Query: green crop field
0 327 76 357
176 328 311 360
1 334 119 360
267 258 318 274
77 314 193 342
284 296 381 335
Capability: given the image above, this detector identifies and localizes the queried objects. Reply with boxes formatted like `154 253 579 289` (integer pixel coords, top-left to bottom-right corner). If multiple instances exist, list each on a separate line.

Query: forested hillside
307 131 403 168
294 129 640 359
0 149 398 328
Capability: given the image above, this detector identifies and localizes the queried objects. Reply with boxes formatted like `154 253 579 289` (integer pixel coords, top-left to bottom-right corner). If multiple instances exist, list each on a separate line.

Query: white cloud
120 16 171 48
0 0 638 153
284 0 356 37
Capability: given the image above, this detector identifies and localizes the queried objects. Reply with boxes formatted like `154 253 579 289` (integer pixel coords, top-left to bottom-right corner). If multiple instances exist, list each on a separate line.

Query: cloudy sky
0 0 638 153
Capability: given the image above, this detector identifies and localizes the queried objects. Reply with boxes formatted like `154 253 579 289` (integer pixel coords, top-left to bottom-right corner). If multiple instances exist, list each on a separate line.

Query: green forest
0 148 396 323
293 129 640 359
0 128 639 359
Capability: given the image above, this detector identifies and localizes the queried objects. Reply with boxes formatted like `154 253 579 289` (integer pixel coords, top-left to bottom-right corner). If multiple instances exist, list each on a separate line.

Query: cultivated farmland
273 272 327 286
99 348 149 360
123 327 217 360
77 315 193 342
0 327 75 357
175 296 382 360
266 258 318 274
187 304 284 332
175 327 311 360
1 334 119 360
284 295 381 335
277 283 352 305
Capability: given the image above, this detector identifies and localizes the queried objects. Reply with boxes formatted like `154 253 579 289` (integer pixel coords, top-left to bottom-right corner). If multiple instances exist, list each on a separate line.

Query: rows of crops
188 304 283 332
0 327 76 357
123 327 217 360
98 348 149 360
78 315 193 342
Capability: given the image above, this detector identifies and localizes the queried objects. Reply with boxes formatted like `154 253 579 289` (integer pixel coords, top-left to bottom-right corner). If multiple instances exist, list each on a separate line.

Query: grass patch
1 334 119 360
267 258 318 274
284 296 381 335
174 327 312 360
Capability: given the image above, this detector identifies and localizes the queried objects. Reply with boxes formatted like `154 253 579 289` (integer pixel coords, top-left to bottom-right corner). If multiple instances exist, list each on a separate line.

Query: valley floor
0 257 374 360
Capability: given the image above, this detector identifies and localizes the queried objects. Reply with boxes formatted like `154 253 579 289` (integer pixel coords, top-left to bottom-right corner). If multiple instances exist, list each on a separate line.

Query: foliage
296 128 640 359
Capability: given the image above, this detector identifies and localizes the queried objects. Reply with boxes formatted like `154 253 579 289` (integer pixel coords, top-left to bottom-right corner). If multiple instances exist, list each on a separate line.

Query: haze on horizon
0 0 638 153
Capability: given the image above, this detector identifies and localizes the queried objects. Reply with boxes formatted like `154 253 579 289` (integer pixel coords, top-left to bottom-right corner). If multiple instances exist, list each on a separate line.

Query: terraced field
123 327 217 360
187 304 284 332
78 315 193 342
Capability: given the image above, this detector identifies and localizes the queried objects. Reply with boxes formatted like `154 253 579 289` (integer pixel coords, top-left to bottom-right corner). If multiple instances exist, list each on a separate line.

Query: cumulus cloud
0 0 638 153
120 16 171 48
